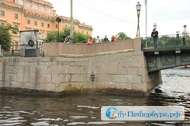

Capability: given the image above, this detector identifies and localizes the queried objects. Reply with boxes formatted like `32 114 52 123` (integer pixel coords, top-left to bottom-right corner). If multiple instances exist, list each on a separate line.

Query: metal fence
2 43 43 57
142 33 190 49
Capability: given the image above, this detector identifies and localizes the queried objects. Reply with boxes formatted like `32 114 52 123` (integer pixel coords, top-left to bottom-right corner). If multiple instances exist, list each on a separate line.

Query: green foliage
142 37 153 48
45 27 89 43
158 36 182 47
74 32 89 43
116 32 131 40
186 36 190 46
0 25 12 51
59 28 70 42
0 24 19 51
44 31 57 43
5 24 19 34
142 35 184 49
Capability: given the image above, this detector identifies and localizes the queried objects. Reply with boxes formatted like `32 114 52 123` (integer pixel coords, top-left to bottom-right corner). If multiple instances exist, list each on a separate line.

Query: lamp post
182 25 187 46
56 17 61 42
145 0 147 48
70 0 73 38
176 31 179 38
176 31 180 46
136 1 141 38
153 23 157 29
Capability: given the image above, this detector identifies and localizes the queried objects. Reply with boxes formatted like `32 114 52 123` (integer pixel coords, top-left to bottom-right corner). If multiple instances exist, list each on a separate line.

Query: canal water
0 68 190 126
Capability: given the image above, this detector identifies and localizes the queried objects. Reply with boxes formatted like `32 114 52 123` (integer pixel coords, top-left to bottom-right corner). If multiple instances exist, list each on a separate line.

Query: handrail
142 33 190 50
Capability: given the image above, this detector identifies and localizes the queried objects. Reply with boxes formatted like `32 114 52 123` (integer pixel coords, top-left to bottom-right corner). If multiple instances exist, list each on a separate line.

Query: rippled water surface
0 68 190 126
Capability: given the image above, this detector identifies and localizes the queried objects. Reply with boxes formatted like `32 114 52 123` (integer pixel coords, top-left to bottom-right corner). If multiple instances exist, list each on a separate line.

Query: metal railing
142 33 190 49
2 43 43 57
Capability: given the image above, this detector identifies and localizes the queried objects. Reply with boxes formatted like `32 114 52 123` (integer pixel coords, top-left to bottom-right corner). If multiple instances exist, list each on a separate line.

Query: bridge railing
142 33 190 49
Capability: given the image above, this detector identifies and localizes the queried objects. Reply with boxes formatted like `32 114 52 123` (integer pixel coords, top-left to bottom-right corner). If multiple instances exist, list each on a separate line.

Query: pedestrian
151 28 159 48
95 36 102 43
64 35 71 44
87 36 93 45
103 35 109 42
111 35 116 42
182 25 187 46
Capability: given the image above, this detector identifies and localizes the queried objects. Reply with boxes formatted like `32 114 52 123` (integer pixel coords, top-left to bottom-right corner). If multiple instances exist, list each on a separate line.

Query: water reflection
0 68 189 126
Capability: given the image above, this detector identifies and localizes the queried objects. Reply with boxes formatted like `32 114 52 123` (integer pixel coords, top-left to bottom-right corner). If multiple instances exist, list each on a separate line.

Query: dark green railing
142 33 190 50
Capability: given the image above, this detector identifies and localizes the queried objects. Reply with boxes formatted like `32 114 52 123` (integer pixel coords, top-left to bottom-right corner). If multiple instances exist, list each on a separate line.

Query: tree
59 28 70 42
0 24 18 51
142 37 153 48
116 32 131 40
5 24 18 34
0 26 11 51
73 32 89 43
45 28 90 43
44 31 57 42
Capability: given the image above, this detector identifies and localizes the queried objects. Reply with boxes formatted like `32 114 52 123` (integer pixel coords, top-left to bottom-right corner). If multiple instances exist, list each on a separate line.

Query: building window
82 31 84 34
55 24 58 28
18 0 23 5
41 22 44 27
40 6 44 11
45 8 51 13
14 14 18 19
13 25 19 34
0 10 5 16
26 2 31 8
33 4 38 10
86 32 88 35
0 22 5 26
26 27 32 30
14 25 18 28
73 26 75 30
34 21 37 26
65 25 67 28
41 32 44 38
27 19 30 24
47 24 50 28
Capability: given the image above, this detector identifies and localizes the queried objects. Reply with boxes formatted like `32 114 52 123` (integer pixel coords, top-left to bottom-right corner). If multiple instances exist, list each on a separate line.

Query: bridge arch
144 47 190 72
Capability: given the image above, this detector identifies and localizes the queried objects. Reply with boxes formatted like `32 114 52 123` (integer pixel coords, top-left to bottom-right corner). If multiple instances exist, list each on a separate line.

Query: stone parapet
42 38 141 57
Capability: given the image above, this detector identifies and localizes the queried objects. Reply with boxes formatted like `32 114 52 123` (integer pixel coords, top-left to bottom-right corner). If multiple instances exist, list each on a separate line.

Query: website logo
101 106 185 121
106 107 117 119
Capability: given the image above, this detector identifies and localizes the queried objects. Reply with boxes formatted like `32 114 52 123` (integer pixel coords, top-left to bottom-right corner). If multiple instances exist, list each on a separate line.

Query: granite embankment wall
0 38 162 95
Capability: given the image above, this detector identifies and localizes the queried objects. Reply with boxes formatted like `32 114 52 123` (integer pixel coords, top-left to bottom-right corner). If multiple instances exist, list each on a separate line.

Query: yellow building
0 0 93 44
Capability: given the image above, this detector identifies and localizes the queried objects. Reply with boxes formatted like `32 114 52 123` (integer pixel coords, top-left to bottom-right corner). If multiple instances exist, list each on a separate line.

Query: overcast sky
45 0 190 39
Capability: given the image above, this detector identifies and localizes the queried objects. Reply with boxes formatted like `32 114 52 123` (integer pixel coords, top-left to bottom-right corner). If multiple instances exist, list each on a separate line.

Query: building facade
0 0 93 44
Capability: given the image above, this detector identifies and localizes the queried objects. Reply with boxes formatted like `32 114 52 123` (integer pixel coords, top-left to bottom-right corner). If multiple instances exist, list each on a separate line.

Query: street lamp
182 25 187 46
56 17 61 42
153 23 157 29
70 0 73 38
136 1 141 38
176 31 179 38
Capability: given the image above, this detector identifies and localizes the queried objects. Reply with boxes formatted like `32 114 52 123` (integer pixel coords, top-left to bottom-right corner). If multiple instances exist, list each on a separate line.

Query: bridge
4 33 190 74
142 33 190 72
3 33 190 73
1 34 190 95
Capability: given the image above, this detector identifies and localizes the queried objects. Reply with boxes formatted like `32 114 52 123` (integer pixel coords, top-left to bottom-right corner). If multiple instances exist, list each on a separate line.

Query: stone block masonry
0 51 161 96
